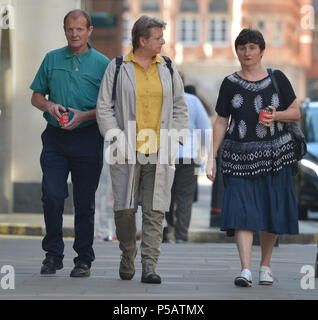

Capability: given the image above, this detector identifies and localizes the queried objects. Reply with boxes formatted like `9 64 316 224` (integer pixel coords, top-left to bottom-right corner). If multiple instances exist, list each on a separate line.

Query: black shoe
141 273 162 284
70 262 91 278
40 256 63 275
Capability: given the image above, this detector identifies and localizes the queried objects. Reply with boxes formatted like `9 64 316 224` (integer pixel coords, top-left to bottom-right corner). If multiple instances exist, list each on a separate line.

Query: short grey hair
131 15 166 50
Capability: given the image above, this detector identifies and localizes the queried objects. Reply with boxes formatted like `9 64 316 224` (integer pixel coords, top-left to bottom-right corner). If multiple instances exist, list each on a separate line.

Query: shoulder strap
267 68 282 103
112 55 174 102
162 56 174 93
162 56 173 78
112 56 123 101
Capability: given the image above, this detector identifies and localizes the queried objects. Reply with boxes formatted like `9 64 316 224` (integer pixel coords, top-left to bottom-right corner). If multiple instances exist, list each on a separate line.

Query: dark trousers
165 161 197 241
40 123 103 266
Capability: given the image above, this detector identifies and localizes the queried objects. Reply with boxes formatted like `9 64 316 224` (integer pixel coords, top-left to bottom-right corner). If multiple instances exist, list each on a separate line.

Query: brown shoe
141 263 161 284
141 272 161 284
119 253 136 280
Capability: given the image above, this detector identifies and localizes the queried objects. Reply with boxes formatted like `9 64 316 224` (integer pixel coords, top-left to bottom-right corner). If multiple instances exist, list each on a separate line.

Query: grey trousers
165 162 197 241
114 163 164 271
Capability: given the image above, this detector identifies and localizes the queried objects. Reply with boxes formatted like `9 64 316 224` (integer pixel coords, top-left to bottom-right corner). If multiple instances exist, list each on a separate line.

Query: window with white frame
209 0 228 12
141 0 159 12
208 17 229 46
123 0 130 11
255 19 267 41
208 0 229 46
273 20 282 47
180 0 199 12
257 20 266 31
178 18 200 45
122 17 131 45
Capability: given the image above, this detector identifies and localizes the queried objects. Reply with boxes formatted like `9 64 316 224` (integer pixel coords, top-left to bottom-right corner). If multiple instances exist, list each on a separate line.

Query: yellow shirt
125 51 163 154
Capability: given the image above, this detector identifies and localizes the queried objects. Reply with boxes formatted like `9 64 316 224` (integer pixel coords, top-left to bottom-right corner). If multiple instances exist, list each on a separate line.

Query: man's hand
47 103 67 122
61 107 86 131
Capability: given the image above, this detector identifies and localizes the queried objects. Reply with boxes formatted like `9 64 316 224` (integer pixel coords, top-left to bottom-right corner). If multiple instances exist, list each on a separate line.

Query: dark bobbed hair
235 28 266 52
131 15 166 50
63 9 92 29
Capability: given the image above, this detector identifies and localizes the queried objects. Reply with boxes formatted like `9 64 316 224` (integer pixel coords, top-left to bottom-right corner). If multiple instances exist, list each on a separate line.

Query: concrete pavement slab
0 236 317 300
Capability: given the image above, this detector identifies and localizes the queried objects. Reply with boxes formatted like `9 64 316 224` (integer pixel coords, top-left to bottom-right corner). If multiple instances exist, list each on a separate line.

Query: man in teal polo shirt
30 9 110 277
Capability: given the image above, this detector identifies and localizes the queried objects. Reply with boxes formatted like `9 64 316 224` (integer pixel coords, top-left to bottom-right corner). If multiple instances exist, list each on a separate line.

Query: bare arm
206 115 229 181
31 92 66 121
263 99 301 127
31 92 96 130
211 115 229 159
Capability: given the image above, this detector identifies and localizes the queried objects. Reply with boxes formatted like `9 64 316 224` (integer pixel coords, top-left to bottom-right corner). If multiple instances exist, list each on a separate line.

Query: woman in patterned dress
206 29 301 287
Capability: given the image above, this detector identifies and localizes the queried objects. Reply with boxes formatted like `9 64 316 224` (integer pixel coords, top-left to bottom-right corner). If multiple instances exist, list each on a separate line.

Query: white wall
11 0 81 183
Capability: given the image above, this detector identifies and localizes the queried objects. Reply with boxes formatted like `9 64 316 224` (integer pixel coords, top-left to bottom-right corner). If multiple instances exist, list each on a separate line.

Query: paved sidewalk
0 236 317 300
1 177 318 244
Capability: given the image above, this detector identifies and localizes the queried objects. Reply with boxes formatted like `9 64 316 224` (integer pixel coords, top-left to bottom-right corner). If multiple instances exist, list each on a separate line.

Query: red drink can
59 112 69 126
259 108 271 125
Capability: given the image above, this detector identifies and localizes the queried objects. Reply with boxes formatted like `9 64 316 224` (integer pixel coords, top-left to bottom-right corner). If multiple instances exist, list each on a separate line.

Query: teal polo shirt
30 43 110 128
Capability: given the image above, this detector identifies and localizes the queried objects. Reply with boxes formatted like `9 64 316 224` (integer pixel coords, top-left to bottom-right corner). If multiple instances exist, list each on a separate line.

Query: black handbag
267 68 307 161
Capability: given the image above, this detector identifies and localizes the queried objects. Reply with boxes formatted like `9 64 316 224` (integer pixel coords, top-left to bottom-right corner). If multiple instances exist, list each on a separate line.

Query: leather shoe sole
141 273 161 284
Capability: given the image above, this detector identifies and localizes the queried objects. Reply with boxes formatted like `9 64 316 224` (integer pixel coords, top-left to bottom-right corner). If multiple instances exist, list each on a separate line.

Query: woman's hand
206 158 217 182
262 105 276 127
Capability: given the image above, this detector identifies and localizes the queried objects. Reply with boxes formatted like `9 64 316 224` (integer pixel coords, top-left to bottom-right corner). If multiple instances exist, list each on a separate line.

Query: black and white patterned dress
216 70 298 178
215 70 299 235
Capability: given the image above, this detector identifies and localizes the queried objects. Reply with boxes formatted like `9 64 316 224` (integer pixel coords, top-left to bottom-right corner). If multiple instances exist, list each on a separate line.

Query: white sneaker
234 269 252 287
259 266 274 285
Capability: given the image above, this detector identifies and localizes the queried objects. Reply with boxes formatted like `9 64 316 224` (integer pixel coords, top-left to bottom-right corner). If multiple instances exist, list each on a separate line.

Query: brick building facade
1 0 314 213
89 0 312 112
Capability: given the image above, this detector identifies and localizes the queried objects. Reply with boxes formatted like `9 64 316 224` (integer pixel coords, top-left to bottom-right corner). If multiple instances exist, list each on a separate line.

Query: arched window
180 0 198 12
141 0 159 12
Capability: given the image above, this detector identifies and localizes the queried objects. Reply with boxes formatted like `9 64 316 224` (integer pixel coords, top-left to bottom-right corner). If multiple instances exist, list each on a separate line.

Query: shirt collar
65 42 92 62
124 50 163 64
